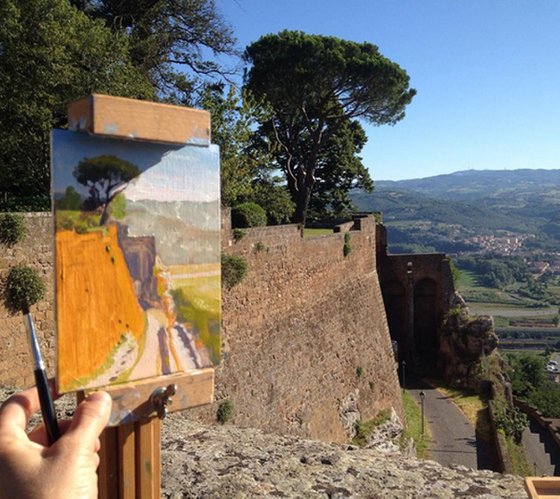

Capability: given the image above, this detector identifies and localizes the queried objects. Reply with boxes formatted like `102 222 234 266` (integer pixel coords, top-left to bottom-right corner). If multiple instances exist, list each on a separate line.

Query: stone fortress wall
1 212 404 443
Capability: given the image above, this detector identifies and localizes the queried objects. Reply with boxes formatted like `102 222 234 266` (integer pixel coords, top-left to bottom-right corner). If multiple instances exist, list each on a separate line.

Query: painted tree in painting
73 155 140 225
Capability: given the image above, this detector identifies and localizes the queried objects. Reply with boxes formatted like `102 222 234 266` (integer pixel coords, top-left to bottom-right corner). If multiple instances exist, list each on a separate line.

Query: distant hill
352 168 560 253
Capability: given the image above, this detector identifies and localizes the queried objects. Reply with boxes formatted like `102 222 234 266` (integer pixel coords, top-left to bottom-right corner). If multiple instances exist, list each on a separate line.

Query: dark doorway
413 278 438 363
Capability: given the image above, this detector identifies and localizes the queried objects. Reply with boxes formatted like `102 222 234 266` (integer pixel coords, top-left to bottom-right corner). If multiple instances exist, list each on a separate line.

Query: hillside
352 168 560 253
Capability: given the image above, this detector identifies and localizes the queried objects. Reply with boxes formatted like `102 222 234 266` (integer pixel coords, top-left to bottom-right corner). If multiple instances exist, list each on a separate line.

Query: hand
0 387 111 499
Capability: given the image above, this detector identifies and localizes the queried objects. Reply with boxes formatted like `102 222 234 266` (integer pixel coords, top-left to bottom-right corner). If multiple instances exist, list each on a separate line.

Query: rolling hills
352 168 560 253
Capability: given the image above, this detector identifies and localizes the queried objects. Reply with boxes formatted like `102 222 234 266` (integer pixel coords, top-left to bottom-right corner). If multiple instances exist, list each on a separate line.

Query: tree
198 84 272 207
0 0 154 211
244 30 416 226
73 0 238 103
509 353 546 398
73 155 140 225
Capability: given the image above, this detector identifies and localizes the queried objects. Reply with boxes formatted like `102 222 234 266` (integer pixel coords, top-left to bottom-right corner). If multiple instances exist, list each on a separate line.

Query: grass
351 409 391 447
504 436 532 476
402 390 430 458
303 228 333 238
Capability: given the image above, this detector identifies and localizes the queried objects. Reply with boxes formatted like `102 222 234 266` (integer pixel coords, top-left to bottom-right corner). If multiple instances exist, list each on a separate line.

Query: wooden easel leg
98 418 161 499
135 418 161 498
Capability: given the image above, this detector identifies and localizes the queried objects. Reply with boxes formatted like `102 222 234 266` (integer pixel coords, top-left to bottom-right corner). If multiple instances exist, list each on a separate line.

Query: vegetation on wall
5 265 45 313
343 232 352 257
221 254 247 289
0 213 28 246
216 399 233 424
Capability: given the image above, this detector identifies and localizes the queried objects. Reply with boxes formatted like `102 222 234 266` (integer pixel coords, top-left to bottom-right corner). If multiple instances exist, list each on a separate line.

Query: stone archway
413 278 438 361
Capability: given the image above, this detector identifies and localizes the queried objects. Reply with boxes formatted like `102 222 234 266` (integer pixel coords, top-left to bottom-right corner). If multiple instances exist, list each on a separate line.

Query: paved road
408 381 480 469
522 416 560 476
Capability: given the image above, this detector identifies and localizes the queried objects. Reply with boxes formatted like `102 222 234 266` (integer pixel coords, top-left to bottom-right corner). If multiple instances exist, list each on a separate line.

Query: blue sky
217 0 560 181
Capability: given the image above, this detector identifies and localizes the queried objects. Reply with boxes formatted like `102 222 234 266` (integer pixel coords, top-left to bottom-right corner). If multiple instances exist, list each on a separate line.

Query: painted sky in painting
51 130 220 203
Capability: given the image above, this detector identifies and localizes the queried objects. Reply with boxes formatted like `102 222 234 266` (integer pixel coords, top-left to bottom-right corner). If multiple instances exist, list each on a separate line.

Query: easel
61 94 218 498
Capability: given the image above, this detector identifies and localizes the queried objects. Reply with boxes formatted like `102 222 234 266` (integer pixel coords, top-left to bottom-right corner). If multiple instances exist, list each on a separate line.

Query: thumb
65 391 112 449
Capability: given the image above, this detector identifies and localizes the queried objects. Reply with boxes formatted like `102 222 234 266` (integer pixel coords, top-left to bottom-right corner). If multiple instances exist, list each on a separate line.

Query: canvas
52 130 220 393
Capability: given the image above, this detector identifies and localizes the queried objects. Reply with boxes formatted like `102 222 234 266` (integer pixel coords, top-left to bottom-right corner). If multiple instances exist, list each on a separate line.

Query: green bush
5 265 45 313
221 254 248 289
231 202 267 228
254 241 265 252
217 399 233 424
0 213 27 246
356 366 364 377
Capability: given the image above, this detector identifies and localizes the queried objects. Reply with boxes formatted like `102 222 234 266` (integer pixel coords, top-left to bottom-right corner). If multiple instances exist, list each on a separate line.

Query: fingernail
87 391 112 407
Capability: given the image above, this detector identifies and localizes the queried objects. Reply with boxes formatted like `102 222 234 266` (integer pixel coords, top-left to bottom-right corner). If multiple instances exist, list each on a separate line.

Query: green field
303 228 334 238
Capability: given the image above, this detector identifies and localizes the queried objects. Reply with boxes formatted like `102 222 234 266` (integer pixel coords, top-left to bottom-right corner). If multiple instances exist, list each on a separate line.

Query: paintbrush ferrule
24 313 45 371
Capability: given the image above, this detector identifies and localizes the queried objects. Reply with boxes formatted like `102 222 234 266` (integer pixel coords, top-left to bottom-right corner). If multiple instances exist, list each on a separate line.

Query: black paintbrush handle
34 368 60 445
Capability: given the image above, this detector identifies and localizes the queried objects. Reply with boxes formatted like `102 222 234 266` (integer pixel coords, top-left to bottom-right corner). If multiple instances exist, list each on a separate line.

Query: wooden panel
117 424 136 499
135 418 161 498
87 369 214 426
68 94 210 146
525 477 560 498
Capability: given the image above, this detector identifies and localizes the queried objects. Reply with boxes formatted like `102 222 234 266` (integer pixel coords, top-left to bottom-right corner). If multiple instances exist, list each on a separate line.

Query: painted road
409 381 479 469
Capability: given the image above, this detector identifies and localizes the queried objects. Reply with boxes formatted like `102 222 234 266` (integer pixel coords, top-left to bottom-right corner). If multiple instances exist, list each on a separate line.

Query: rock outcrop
438 293 499 388
162 413 526 498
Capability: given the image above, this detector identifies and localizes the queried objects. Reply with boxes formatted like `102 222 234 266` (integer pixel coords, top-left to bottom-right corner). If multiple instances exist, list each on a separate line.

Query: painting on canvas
52 130 220 392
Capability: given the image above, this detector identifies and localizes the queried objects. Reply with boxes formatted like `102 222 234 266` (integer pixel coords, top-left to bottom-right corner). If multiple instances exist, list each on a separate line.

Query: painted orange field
56 225 145 391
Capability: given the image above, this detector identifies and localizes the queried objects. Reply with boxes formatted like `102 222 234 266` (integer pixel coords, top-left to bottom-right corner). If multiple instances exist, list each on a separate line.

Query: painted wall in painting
52 131 220 392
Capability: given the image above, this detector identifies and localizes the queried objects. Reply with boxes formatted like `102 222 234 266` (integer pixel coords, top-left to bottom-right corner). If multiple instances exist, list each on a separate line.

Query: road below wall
409 380 493 470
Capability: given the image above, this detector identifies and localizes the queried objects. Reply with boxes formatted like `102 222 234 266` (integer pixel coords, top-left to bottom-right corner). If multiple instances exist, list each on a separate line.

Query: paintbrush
22 304 60 445
6 266 60 445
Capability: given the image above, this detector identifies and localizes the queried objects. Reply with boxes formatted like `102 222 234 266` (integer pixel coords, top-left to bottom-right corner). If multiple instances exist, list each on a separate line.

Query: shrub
343 232 352 257
5 265 45 313
0 213 27 246
221 254 247 289
254 241 265 252
232 228 246 242
494 401 528 444
217 399 233 424
356 366 364 378
231 202 267 228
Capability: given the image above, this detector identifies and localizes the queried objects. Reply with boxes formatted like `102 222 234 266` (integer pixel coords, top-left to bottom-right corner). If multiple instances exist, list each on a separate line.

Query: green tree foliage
199 84 270 207
457 256 528 289
251 174 295 225
307 120 373 222
507 352 546 398
73 155 140 225
0 0 154 211
73 0 238 103
244 30 415 225
527 381 560 418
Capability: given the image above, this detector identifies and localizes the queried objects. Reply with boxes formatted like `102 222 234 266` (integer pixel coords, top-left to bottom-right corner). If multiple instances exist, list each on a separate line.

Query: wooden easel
63 95 217 499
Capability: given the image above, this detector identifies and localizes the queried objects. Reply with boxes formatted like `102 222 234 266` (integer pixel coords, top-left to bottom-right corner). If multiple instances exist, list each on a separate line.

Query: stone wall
193 215 403 442
0 213 55 387
0 213 403 443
